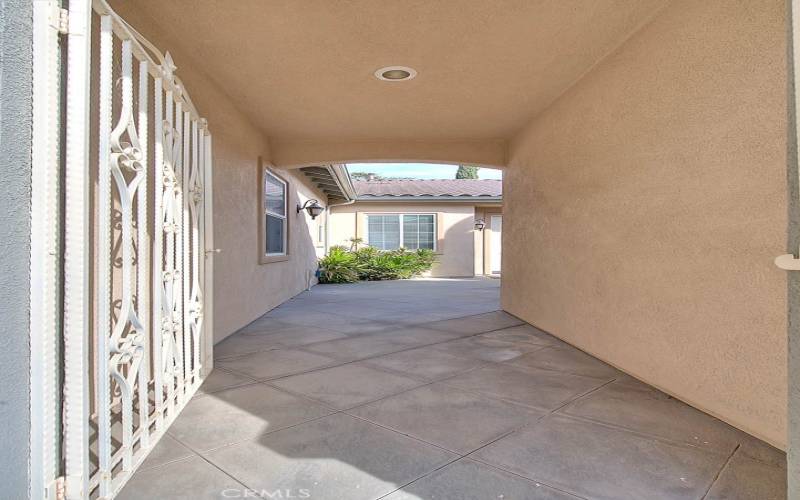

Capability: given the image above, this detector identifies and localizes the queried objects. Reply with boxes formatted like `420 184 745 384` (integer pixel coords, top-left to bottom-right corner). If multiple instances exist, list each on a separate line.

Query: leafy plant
318 245 436 283
348 237 364 251
317 246 361 283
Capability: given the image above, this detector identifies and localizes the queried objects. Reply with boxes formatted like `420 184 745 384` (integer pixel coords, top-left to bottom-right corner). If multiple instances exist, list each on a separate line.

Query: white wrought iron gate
30 1 214 498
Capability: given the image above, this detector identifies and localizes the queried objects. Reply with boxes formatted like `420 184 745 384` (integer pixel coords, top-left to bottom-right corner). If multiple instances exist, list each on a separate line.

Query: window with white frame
366 214 435 250
264 170 288 256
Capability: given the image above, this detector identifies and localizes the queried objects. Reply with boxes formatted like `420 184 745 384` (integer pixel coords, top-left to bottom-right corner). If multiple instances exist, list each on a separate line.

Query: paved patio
120 278 786 500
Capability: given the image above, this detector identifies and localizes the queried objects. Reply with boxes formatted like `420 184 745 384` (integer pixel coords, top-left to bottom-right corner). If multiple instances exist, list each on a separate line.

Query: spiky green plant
318 245 436 283
317 246 361 283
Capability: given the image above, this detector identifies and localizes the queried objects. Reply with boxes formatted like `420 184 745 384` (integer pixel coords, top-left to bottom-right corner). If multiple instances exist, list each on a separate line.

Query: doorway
490 215 502 274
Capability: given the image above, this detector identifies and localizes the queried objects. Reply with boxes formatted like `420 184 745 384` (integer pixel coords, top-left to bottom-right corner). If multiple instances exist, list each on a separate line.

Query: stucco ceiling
123 0 666 143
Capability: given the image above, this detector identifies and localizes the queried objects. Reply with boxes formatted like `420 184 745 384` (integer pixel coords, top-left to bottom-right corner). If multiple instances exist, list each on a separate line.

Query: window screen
264 172 287 255
402 214 435 250
367 214 435 251
367 214 401 250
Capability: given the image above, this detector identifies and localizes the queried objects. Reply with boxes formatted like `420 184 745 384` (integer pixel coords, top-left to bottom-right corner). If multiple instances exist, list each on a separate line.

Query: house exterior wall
110 3 327 343
217 161 325 342
329 202 477 277
0 0 33 496
504 0 787 447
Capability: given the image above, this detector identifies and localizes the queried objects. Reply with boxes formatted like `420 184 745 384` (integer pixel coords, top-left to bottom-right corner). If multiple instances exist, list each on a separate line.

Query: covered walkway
7 0 792 498
120 279 784 500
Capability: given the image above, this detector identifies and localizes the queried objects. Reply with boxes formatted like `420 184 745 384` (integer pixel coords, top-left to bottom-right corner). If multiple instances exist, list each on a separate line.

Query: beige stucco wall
218 163 325 342
329 202 476 277
271 139 507 169
504 0 787 447
111 3 327 344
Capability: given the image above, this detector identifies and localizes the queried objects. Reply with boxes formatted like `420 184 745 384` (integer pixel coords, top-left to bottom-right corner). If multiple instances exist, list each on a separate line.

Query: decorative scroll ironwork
161 105 185 415
107 37 146 475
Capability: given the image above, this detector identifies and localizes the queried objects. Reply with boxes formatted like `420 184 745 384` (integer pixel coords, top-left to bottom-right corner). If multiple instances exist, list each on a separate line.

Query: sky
346 162 502 180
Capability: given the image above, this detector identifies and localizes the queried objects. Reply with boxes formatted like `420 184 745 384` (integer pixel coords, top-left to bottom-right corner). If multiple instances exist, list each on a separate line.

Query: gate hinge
49 6 69 35
53 476 66 500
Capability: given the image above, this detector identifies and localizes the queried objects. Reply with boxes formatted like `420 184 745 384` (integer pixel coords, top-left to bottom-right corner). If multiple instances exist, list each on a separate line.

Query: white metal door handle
205 248 221 255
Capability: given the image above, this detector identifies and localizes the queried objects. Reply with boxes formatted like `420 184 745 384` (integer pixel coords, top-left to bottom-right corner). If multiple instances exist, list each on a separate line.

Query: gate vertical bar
136 59 150 449
163 90 176 418
96 14 114 498
182 112 192 390
152 77 165 429
183 117 197 386
174 101 185 404
62 0 92 497
30 0 63 498
191 122 203 379
202 133 215 375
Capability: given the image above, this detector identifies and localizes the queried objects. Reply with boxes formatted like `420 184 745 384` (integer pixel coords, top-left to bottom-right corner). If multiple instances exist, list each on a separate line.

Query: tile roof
354 179 502 198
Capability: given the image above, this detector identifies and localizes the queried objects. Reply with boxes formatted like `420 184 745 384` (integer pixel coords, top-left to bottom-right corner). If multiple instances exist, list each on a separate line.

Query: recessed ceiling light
374 66 417 81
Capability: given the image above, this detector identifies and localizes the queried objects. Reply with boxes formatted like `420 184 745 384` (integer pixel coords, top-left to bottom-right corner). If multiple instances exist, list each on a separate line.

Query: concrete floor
119 278 786 500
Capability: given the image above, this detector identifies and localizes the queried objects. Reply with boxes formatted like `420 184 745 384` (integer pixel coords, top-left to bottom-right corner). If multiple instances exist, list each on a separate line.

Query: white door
490 216 502 274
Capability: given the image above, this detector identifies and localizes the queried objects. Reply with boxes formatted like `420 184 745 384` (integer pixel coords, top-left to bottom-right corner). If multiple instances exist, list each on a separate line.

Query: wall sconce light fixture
297 199 325 220
474 218 486 231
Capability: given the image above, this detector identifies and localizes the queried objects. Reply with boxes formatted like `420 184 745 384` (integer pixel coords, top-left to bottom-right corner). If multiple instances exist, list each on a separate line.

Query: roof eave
299 164 358 202
354 195 502 202
329 163 357 201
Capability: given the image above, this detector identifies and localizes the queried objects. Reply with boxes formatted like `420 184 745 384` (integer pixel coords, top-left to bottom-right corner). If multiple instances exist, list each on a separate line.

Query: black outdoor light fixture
297 199 325 220
474 218 486 231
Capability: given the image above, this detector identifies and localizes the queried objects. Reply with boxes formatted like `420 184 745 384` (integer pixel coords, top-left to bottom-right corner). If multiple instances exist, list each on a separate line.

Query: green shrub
318 246 436 283
317 246 361 283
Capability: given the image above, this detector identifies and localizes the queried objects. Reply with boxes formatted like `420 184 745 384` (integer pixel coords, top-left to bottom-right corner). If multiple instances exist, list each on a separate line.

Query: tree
350 171 386 181
455 165 479 179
